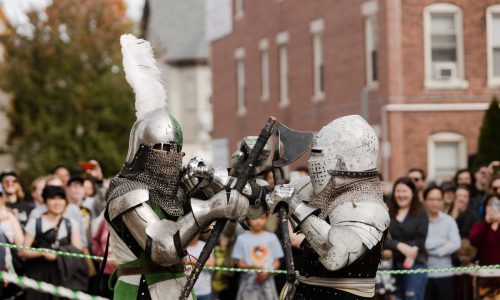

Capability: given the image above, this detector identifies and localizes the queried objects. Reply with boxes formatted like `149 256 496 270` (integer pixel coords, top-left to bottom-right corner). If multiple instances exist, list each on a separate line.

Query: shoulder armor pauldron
107 189 149 221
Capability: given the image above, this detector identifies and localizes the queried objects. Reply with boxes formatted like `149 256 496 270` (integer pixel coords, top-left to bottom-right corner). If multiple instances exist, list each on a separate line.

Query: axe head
272 123 314 167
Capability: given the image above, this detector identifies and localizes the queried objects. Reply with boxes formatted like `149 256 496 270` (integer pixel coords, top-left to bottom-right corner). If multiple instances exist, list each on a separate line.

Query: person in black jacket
384 177 429 300
450 185 477 239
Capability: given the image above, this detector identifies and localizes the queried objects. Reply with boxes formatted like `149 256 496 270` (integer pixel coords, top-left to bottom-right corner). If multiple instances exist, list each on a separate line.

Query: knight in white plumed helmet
266 115 390 300
104 34 249 300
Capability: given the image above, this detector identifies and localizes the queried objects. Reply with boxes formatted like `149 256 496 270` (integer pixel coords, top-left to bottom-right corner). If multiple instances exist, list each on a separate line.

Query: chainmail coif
309 176 384 219
107 148 185 216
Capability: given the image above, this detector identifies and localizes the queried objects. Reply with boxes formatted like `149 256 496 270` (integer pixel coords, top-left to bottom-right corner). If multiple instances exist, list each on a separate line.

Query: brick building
209 0 500 182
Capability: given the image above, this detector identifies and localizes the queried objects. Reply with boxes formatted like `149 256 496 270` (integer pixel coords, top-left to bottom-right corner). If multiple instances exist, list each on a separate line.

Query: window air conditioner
433 62 458 80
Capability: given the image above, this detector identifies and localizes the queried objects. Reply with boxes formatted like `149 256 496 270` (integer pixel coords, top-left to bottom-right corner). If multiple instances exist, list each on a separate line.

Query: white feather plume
120 34 167 119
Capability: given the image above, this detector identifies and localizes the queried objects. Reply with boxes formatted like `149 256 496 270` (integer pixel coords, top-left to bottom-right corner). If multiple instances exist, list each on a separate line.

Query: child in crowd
185 235 215 300
232 213 283 300
453 240 477 300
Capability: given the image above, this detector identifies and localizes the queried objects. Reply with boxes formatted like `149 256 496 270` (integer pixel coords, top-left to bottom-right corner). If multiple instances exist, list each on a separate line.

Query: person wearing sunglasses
0 169 33 229
408 168 427 202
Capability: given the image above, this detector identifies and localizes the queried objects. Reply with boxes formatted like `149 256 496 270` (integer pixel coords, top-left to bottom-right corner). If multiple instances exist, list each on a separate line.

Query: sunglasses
2 179 17 184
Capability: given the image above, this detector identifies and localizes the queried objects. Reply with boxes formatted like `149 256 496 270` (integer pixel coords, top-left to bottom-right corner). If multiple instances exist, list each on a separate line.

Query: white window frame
234 47 246 116
427 132 467 181
259 39 270 101
276 32 290 108
486 4 500 88
423 3 468 90
235 0 244 20
310 19 325 102
362 0 379 89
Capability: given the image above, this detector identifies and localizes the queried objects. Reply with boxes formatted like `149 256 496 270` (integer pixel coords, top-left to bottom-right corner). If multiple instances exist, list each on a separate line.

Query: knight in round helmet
105 34 249 300
266 115 390 299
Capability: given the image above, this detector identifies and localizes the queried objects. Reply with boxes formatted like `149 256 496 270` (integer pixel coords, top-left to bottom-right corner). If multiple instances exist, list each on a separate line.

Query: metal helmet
125 107 183 164
308 115 379 194
229 136 271 177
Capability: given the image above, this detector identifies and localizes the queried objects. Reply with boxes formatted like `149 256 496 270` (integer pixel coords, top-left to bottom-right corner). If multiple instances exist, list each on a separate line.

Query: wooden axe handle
273 167 297 284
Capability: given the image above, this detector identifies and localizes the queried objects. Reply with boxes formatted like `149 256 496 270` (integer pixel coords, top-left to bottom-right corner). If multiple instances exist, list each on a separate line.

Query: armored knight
266 115 390 300
105 34 249 300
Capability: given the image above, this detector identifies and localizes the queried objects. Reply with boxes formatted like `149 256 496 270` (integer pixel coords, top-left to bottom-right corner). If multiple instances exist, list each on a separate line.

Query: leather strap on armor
117 264 185 277
296 276 375 298
173 231 186 258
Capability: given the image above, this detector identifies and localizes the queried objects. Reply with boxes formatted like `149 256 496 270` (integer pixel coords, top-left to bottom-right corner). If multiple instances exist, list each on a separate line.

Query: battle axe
180 117 313 300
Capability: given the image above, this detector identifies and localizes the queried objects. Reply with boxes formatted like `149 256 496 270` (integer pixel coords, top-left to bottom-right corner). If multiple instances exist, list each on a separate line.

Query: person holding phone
469 194 500 266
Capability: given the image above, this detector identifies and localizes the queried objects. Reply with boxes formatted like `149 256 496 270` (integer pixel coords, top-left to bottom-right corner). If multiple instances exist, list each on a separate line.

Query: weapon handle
273 167 297 284
278 207 296 283
233 117 277 193
180 219 227 300
180 117 277 300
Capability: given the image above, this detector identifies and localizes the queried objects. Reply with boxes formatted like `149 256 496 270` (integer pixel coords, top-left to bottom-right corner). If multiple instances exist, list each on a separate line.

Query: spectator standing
454 169 474 188
0 189 25 298
468 194 500 299
453 239 476 300
408 168 427 202
0 189 24 254
468 194 500 265
51 165 70 185
1 169 33 228
28 177 87 248
488 174 500 196
441 181 456 215
423 186 460 300
31 177 47 208
232 214 283 300
22 186 84 300
79 160 108 221
185 235 215 300
451 186 477 239
65 175 96 278
472 166 490 209
384 177 428 300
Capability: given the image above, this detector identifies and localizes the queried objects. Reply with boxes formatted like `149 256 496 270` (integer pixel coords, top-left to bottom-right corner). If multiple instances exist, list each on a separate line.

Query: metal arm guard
286 176 390 272
108 189 204 266
299 202 389 271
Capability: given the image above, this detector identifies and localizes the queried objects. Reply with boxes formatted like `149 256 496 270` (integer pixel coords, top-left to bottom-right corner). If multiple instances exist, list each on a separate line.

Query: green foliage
474 97 500 169
0 0 135 185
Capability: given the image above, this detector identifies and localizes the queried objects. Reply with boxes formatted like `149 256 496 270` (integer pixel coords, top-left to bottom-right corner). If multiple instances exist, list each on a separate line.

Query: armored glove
266 185 319 232
192 189 250 226
180 157 214 195
265 185 296 215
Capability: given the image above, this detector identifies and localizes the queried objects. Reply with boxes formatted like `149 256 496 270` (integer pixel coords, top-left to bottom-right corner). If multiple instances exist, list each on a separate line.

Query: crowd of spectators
0 159 498 300
378 161 500 300
0 161 114 299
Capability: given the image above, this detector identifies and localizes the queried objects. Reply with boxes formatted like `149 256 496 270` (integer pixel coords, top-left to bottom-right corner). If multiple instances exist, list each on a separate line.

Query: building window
424 3 468 89
276 32 289 107
362 0 378 88
235 0 244 19
234 47 246 115
427 132 467 182
310 19 325 101
259 39 270 101
487 5 500 88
